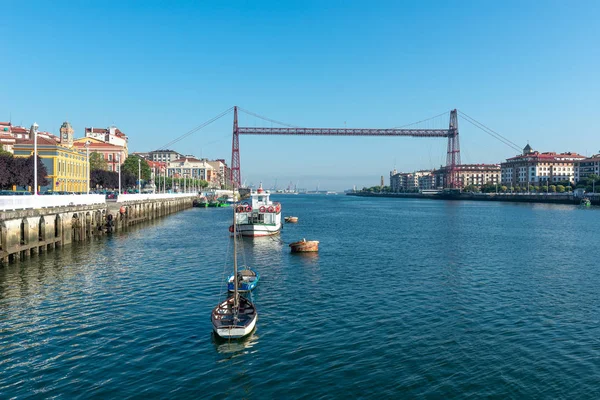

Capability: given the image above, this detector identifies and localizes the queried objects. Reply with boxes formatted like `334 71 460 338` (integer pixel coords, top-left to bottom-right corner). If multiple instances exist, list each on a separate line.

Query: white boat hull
236 223 282 237
214 314 257 339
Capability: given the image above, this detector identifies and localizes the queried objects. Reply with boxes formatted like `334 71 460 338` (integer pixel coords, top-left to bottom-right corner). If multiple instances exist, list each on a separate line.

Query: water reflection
212 330 259 358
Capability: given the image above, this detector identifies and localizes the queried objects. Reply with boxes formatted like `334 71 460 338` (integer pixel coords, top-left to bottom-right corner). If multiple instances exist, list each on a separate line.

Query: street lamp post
117 153 122 194
85 140 90 194
138 158 142 193
32 123 39 195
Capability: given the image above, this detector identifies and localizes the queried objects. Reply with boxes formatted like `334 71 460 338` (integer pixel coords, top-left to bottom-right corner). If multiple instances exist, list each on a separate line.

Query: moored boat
289 238 319 253
581 198 591 207
193 196 208 207
212 204 258 339
232 183 282 237
284 216 298 223
227 268 260 292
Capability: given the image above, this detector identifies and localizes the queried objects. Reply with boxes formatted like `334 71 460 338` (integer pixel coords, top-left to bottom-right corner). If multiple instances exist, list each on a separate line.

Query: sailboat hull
211 296 258 339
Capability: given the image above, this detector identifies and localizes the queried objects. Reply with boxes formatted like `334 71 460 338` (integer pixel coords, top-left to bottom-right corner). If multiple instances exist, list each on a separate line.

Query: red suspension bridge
157 106 521 189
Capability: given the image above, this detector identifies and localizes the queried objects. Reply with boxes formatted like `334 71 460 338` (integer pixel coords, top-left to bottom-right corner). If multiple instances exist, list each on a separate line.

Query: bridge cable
394 110 451 129
237 107 300 128
157 106 234 151
458 110 522 152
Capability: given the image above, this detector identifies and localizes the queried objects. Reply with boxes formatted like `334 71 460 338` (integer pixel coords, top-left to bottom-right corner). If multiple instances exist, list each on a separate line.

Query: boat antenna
233 200 239 310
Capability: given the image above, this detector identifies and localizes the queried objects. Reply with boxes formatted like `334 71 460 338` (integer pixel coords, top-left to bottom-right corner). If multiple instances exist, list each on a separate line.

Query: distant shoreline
346 191 600 206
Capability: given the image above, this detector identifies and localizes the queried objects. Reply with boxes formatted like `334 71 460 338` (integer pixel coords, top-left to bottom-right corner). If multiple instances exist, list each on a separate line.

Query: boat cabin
235 185 281 225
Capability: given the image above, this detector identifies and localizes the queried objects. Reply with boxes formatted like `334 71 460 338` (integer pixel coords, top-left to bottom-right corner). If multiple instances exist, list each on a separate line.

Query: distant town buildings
500 144 585 187
436 164 501 188
390 169 435 192
574 154 600 183
148 149 182 163
85 126 129 154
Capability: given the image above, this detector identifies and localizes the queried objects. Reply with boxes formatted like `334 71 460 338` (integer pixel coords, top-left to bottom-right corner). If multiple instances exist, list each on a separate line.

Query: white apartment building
574 155 600 183
500 144 585 186
167 157 214 182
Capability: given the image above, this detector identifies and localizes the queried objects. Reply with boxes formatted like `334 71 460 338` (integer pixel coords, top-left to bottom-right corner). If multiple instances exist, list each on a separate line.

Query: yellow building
13 122 89 193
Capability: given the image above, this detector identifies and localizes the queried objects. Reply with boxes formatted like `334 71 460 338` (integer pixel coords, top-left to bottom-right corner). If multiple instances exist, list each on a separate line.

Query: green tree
500 185 508 192
122 155 151 182
549 185 556 193
556 184 565 193
89 151 108 171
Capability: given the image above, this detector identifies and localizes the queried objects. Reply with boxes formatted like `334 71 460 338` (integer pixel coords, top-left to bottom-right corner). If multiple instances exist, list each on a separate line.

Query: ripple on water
1 199 600 398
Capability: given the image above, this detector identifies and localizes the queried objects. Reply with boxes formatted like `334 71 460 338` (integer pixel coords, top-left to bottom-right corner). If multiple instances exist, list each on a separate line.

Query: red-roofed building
146 160 166 187
432 164 501 189
500 144 585 187
84 125 128 155
0 121 16 152
72 137 127 172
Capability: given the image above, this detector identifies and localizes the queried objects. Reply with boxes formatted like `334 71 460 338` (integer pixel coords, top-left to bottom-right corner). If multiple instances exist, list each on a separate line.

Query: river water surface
1 195 599 398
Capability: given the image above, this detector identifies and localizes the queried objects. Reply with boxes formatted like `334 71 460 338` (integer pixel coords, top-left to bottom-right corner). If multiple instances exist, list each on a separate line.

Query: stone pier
0 196 194 265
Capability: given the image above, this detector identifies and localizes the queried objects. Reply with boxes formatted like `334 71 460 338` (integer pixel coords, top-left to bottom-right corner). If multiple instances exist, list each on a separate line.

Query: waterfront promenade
0 193 197 264
348 191 600 205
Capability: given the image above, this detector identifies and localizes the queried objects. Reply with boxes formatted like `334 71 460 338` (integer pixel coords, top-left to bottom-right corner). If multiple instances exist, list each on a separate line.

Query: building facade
85 126 129 154
146 160 166 186
0 122 16 152
72 137 127 172
149 149 183 163
574 155 600 183
434 164 500 188
389 169 435 191
207 159 231 189
13 123 88 192
500 145 585 187
167 157 214 182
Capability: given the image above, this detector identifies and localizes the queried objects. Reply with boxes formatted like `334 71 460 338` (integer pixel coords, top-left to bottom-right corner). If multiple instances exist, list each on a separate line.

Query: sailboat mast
233 203 239 309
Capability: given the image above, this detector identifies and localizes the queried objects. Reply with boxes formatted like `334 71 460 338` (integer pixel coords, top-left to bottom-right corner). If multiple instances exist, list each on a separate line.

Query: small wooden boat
212 296 258 339
284 216 299 223
289 238 319 253
227 268 260 292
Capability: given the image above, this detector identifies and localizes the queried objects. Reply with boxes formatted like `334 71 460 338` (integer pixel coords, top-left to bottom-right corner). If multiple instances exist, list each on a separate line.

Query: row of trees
0 151 48 190
89 154 210 192
575 174 600 193
464 182 573 193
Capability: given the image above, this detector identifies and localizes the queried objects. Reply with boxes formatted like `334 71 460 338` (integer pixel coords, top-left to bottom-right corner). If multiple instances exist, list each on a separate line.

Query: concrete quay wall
0 196 194 265
347 192 600 205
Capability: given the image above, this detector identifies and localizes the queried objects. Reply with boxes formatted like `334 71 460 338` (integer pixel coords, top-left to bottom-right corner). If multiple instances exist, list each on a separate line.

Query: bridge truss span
231 107 460 189
238 127 450 138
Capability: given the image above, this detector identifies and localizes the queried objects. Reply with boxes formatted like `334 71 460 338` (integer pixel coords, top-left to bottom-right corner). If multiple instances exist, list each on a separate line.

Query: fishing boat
580 198 591 207
284 216 298 223
231 183 282 237
193 196 208 208
289 238 319 253
227 267 260 292
212 207 258 339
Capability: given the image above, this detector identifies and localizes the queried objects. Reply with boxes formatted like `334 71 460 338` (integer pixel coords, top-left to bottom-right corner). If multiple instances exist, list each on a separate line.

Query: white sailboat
212 205 258 339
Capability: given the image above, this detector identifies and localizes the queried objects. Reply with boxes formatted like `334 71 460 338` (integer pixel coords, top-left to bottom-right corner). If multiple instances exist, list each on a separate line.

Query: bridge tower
445 109 461 188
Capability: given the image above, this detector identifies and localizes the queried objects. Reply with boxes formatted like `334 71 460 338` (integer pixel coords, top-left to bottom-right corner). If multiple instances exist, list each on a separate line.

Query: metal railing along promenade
0 193 197 211
116 193 197 203
0 194 106 211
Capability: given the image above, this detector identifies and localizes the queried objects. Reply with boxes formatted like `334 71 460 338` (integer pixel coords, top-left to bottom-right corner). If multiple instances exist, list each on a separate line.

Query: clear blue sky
2 0 599 190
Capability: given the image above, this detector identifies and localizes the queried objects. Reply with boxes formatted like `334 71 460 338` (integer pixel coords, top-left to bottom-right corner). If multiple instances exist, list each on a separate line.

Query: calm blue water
1 195 599 398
